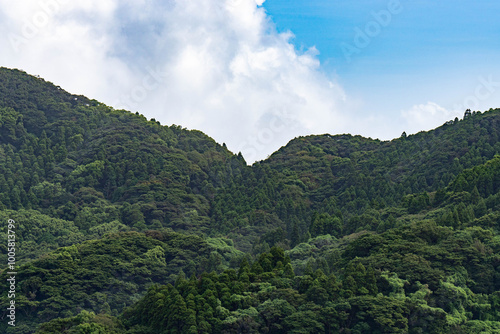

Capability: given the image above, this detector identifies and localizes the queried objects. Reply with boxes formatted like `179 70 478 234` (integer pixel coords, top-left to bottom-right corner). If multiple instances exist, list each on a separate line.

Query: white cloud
401 102 460 135
0 0 352 163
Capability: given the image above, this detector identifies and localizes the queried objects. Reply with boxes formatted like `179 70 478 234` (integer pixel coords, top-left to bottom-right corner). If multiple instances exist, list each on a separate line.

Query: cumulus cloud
401 102 460 135
0 0 353 163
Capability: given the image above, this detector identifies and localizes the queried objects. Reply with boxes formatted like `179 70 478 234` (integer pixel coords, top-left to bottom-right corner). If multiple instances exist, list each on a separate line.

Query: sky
0 0 499 163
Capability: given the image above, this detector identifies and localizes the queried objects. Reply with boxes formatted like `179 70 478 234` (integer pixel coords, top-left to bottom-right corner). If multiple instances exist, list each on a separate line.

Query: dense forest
1 67 500 333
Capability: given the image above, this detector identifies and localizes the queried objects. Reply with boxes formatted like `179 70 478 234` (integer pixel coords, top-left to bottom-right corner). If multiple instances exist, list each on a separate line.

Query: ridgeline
1 67 500 333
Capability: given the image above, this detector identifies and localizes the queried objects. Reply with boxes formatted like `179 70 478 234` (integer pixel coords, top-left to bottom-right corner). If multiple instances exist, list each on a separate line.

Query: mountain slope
212 110 500 250
1 68 500 333
0 67 245 244
2 67 500 252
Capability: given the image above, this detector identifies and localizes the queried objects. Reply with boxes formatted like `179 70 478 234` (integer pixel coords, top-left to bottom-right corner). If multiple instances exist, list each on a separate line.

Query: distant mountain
1 67 500 333
212 106 500 249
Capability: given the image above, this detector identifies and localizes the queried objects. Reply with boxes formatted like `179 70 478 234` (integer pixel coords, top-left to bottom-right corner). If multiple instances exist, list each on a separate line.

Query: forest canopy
1 67 500 333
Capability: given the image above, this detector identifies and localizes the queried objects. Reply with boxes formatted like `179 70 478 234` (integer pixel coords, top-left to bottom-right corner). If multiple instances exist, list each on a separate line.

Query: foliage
1 68 500 332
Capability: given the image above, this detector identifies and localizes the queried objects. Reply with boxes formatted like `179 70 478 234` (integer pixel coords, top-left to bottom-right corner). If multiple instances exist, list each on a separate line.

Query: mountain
1 67 500 333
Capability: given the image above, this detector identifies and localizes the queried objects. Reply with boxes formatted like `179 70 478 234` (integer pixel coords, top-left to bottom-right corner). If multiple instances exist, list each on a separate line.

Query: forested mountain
1 67 500 333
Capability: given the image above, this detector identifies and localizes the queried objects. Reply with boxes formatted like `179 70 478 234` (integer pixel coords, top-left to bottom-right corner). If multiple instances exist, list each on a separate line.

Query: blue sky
0 0 499 163
264 0 500 72
263 0 500 121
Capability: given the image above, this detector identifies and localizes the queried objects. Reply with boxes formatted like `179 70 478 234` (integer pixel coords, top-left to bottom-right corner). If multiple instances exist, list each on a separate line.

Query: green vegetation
1 230 244 332
1 67 500 333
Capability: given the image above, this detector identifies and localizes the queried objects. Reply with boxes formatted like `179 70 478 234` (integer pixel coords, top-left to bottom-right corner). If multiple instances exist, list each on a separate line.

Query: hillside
1 68 500 333
213 109 500 250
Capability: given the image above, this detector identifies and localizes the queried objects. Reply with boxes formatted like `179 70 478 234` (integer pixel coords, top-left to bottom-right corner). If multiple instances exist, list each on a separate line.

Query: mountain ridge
2 67 500 333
